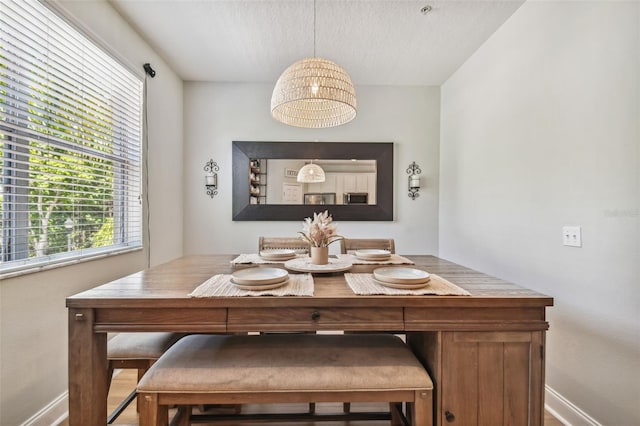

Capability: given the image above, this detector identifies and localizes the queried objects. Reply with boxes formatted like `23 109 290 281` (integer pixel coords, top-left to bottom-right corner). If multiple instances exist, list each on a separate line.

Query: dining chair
107 332 184 423
340 238 396 254
258 236 310 254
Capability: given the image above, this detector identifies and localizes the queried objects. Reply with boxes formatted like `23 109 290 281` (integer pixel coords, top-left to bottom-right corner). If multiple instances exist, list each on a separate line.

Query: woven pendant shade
297 162 326 183
271 57 357 128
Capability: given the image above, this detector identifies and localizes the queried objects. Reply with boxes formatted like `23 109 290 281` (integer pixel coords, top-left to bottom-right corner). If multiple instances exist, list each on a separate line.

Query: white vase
310 246 329 265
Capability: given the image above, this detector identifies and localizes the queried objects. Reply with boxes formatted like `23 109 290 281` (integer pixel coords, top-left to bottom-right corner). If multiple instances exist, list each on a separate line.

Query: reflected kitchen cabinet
306 173 337 197
305 172 376 205
346 174 366 199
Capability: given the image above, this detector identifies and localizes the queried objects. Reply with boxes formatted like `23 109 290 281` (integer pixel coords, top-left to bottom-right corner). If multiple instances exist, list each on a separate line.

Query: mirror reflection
232 141 393 221
249 159 377 205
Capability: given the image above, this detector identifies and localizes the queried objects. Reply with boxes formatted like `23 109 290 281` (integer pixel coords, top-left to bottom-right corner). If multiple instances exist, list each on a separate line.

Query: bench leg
139 392 168 426
411 389 433 426
136 363 152 413
390 402 404 426
174 406 191 426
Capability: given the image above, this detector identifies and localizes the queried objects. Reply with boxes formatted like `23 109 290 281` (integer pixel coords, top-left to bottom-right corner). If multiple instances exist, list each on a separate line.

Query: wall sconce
204 159 219 198
406 162 421 200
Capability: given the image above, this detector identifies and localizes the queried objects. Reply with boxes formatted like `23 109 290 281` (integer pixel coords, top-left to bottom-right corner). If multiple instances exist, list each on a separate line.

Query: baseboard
545 385 602 426
19 391 68 426
21 369 127 426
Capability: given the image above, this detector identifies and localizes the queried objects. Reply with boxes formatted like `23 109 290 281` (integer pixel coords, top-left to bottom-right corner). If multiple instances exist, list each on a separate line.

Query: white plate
259 249 297 260
284 258 352 274
355 253 391 262
355 256 392 262
232 279 289 291
356 253 391 258
372 277 430 290
230 276 288 287
355 249 391 259
373 267 430 284
231 267 289 285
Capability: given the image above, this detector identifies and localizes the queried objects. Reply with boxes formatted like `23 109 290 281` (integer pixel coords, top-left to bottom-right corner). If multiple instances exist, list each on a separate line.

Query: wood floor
60 369 565 425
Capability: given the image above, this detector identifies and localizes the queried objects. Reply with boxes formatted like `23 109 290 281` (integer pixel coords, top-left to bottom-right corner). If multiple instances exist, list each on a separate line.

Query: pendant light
271 0 357 128
297 161 326 183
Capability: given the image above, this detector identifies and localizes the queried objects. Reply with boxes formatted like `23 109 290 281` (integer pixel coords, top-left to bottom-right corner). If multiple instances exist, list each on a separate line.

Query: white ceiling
108 0 525 86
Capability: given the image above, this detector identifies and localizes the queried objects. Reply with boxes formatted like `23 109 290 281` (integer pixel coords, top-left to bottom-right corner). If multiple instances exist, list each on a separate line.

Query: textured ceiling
109 0 524 86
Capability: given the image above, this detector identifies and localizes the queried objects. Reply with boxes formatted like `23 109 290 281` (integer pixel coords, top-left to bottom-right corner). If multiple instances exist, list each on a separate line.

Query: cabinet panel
356 174 368 192
442 334 478 425
504 342 531 423
478 343 504 425
441 331 541 426
342 174 356 192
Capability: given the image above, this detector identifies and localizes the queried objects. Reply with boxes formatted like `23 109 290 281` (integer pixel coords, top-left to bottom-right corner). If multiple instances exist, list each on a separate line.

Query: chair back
259 236 310 254
340 238 395 254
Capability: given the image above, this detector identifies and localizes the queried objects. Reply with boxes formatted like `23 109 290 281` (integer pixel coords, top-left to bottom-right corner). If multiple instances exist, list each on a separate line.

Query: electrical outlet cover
562 226 582 247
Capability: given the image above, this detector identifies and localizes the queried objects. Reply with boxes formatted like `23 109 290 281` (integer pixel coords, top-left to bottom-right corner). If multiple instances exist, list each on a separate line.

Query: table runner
190 273 314 297
231 253 307 264
344 273 471 296
337 253 415 265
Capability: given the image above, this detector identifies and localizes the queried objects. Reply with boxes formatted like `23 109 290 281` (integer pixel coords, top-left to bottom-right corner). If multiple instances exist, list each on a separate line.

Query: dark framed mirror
232 141 393 221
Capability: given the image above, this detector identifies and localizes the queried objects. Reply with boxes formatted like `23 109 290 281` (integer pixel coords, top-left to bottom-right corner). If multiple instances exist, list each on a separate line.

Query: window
0 0 143 276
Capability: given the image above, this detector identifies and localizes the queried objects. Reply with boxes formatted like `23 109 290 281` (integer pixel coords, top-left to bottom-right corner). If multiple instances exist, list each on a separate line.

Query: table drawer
404 307 548 331
94 308 227 332
227 307 403 332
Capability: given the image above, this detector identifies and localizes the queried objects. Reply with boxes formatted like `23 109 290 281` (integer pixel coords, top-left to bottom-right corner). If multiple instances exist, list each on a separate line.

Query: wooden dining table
66 254 553 426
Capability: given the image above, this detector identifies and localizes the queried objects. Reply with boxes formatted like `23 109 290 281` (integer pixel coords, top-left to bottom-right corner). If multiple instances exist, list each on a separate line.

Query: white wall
0 1 184 424
440 1 639 425
183 83 440 255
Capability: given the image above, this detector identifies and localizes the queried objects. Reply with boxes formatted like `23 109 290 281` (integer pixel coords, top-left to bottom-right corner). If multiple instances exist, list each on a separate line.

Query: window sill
0 246 143 280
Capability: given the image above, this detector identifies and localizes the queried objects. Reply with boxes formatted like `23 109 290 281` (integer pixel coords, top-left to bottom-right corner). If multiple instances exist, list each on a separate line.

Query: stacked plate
372 267 431 289
230 267 289 290
259 249 297 261
354 249 392 261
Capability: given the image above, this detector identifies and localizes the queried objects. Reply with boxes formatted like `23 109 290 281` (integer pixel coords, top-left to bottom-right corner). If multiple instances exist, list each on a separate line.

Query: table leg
68 308 107 425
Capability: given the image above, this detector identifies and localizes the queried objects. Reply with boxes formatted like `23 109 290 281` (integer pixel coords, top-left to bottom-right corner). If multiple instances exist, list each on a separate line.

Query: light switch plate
562 226 582 247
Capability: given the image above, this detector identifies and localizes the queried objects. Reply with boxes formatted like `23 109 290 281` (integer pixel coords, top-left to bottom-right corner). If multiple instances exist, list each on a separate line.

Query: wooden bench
137 333 433 425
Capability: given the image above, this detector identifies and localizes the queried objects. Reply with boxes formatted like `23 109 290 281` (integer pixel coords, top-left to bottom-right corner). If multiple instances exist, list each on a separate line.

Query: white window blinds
0 0 143 275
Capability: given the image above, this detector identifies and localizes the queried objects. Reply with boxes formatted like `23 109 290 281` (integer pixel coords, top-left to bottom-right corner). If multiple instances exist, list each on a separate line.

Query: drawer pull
445 410 455 422
311 311 321 321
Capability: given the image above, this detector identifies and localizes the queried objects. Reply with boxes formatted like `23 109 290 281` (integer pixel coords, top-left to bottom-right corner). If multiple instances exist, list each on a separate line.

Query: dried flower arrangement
298 210 342 247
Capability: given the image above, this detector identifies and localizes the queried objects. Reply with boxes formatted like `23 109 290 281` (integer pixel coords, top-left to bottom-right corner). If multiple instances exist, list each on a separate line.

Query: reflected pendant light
297 161 326 183
271 0 357 128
